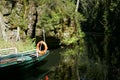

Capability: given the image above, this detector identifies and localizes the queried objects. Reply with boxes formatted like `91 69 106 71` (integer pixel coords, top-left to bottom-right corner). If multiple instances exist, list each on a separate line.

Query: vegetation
0 38 35 52
0 0 85 48
0 0 120 80
0 0 84 49
79 0 120 80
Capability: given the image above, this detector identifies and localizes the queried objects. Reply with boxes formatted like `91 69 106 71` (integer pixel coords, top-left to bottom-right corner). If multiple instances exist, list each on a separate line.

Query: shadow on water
1 35 119 80
0 61 49 80
0 45 106 80
0 47 81 80
83 32 120 80
0 49 61 80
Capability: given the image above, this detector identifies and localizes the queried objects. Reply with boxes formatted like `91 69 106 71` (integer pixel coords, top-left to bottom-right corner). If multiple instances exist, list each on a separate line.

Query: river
0 33 119 80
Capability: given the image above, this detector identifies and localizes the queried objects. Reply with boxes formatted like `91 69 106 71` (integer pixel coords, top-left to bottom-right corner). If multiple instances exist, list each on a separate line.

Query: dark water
0 49 61 80
0 33 119 80
84 33 120 80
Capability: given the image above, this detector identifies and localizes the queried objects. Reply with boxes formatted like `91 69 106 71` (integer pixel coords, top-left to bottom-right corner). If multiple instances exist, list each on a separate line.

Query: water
83 33 120 80
0 33 119 80
0 47 109 80
0 49 61 80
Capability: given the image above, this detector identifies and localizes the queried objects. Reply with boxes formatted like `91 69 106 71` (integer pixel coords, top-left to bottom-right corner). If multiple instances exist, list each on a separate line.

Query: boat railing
18 49 39 58
0 47 17 56
0 49 37 63
18 49 36 54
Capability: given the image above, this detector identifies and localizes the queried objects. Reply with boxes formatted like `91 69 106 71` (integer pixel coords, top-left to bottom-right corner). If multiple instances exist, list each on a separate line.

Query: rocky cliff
0 0 84 47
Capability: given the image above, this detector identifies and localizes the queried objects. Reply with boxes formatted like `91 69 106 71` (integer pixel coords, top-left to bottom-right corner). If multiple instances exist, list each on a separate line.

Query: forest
0 0 120 80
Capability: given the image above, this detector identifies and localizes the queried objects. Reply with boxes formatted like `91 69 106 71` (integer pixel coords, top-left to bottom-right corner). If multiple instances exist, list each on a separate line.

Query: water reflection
47 46 108 80
48 47 81 80
83 33 120 80
0 49 61 80
1 37 119 80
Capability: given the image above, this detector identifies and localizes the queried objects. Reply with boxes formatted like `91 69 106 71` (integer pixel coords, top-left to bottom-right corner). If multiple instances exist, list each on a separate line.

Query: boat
0 41 49 71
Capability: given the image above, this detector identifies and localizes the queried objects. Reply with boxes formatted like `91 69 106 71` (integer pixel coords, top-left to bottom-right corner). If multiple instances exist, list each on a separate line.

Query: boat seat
17 56 32 62
0 58 17 64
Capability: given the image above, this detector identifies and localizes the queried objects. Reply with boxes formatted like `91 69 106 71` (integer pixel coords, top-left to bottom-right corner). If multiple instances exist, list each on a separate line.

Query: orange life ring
36 41 48 55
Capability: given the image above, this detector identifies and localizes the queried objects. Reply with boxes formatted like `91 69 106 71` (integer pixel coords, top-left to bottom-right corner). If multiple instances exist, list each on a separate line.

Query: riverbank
0 38 35 52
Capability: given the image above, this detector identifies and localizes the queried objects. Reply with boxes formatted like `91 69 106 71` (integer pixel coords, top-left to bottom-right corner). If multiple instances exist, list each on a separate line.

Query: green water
0 42 119 80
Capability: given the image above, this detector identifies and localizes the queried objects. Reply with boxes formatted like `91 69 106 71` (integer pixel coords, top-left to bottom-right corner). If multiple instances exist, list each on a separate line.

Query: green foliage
37 0 84 28
0 38 35 52
0 0 86 46
36 0 86 46
61 46 79 57
9 0 28 30
61 35 79 45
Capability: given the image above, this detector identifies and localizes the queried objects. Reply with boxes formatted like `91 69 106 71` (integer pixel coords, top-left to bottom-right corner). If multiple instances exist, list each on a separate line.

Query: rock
0 1 12 16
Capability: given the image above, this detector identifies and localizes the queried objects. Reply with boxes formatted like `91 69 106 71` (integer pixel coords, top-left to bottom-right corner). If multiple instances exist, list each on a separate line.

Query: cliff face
0 0 83 46
0 1 37 41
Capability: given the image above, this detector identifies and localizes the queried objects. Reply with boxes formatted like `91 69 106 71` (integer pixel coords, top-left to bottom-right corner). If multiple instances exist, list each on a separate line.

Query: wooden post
16 27 20 41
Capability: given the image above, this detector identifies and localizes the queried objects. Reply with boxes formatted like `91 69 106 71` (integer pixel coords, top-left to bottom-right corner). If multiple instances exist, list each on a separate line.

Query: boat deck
0 47 49 69
0 53 42 65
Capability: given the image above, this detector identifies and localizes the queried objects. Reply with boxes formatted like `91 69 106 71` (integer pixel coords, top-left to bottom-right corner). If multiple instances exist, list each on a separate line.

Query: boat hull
0 50 49 71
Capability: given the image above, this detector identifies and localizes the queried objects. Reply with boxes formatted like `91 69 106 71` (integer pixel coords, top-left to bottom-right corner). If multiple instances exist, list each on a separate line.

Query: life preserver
36 41 48 55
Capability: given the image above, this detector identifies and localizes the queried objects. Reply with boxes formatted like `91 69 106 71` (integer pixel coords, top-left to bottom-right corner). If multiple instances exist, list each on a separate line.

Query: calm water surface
0 49 61 80
0 33 119 80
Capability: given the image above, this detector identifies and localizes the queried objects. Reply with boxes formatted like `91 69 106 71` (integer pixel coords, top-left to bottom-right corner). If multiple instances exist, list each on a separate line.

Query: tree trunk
75 0 80 12
75 0 80 80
